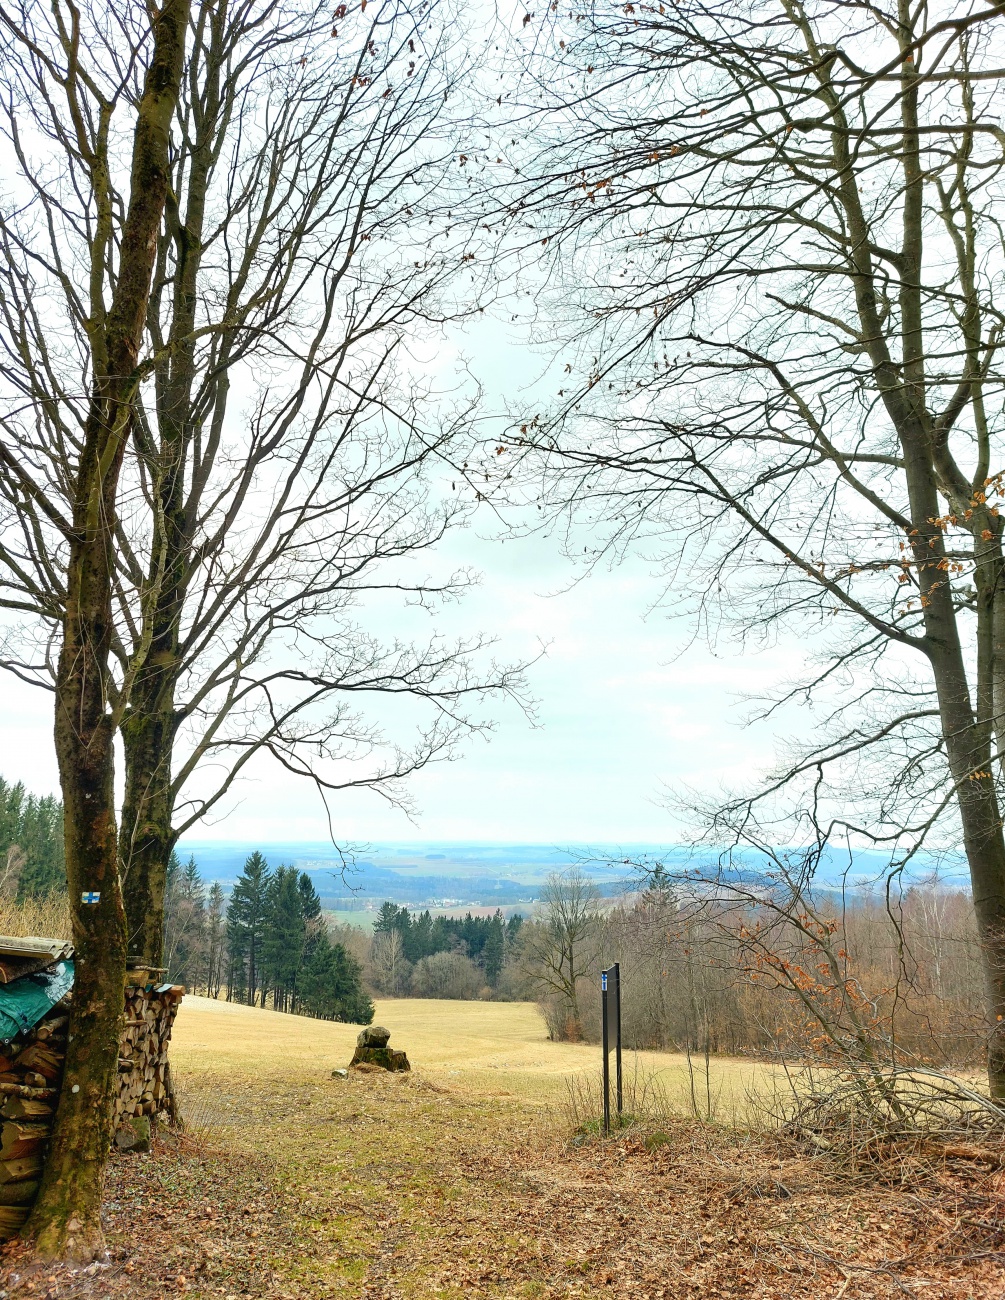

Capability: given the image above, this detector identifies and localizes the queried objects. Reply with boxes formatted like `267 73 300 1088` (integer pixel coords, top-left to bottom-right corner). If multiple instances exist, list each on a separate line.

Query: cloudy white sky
1 245 809 848
4 476 807 847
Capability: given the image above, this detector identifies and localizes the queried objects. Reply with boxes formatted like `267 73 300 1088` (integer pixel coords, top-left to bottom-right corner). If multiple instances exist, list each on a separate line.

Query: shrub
411 951 482 999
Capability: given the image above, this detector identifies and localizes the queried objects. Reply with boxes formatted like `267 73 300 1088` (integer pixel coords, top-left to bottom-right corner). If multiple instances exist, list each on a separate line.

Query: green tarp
0 959 73 1042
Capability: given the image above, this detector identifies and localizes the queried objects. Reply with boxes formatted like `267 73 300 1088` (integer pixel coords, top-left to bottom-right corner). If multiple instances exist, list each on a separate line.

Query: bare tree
370 927 411 995
520 867 600 1038
0 0 525 979
0 0 189 1257
499 0 1005 1097
110 0 506 968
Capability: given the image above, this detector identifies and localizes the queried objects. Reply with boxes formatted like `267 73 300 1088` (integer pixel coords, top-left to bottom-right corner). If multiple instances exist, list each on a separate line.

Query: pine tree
263 866 306 1012
299 931 374 1023
484 912 505 987
408 910 434 962
506 914 524 947
17 794 65 897
227 851 272 1006
298 872 323 925
374 900 406 934
163 854 207 986
0 776 65 897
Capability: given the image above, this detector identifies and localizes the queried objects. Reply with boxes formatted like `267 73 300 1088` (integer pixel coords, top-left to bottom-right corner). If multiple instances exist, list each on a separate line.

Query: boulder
330 1067 349 1080
356 1025 391 1049
349 1026 410 1073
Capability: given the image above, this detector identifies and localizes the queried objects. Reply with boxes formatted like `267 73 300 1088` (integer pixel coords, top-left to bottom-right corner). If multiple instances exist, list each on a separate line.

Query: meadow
4 981 1003 1297
171 994 771 1115
134 995 1002 1300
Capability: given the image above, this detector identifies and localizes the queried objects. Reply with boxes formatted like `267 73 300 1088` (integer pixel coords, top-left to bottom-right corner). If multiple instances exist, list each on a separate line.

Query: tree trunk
934 659 1005 1098
25 0 190 1260
121 691 179 967
898 444 1005 1097
120 6 219 967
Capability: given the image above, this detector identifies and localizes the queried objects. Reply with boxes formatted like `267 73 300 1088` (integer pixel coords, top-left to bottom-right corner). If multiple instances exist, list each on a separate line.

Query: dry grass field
171 994 771 1115
4 996 1005 1300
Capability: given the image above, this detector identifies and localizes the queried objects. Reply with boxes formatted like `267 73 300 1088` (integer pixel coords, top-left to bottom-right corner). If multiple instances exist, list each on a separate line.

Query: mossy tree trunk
24 0 190 1261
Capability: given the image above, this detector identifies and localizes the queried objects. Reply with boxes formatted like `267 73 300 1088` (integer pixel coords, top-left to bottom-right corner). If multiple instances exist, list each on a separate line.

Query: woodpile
116 981 185 1128
0 1000 67 1239
0 950 184 1241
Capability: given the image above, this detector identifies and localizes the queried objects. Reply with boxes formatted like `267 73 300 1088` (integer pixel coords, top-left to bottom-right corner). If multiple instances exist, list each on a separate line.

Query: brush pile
778 1064 1005 1175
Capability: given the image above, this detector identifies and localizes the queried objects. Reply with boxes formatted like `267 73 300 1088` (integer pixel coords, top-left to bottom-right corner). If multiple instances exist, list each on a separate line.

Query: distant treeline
164 851 373 1024
0 777 65 898
519 870 991 1068
374 900 523 977
369 901 525 998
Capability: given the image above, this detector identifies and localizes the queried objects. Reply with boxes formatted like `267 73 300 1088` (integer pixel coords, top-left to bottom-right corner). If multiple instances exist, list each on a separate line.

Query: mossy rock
349 1045 410 1073
114 1114 151 1153
357 1025 391 1049
643 1130 672 1151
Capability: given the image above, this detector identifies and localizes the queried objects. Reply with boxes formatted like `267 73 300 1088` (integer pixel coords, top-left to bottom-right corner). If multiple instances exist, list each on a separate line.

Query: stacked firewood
0 981 184 1240
0 1000 68 1239
116 982 185 1125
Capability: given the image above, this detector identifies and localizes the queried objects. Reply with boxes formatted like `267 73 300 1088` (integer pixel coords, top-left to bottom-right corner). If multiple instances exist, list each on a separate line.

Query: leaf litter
0 1068 1003 1299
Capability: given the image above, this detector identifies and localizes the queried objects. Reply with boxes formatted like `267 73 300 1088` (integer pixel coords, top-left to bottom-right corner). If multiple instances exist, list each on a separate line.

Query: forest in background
0 776 65 898
163 851 373 1024
164 862 527 1007
0 770 989 1073
519 869 989 1079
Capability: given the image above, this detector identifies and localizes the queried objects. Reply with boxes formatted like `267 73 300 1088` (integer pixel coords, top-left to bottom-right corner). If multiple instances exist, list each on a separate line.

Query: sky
0 197 811 851
3 504 807 846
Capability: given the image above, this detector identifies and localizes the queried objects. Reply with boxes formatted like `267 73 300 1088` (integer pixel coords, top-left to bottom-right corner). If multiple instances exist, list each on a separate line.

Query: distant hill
174 840 649 908
174 839 971 911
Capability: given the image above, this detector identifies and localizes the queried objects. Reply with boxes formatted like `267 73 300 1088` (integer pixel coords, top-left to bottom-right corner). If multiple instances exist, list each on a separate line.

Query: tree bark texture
26 0 190 1260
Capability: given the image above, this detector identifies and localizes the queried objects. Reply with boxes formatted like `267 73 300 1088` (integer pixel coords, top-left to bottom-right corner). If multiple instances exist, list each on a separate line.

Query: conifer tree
0 776 65 897
298 873 323 928
484 913 505 988
299 933 374 1024
227 852 272 1006
163 855 207 987
263 867 306 1013
205 882 225 999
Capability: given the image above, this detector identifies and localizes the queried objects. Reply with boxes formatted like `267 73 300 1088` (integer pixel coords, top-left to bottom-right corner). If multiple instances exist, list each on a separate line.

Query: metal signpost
601 962 622 1134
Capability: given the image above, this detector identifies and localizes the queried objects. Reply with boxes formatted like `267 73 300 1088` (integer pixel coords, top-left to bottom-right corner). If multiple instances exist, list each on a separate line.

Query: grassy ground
3 997 1005 1299
172 995 773 1114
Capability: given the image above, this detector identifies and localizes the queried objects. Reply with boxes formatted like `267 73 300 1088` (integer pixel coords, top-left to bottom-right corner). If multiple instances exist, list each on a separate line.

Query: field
4 997 1005 1300
171 995 771 1113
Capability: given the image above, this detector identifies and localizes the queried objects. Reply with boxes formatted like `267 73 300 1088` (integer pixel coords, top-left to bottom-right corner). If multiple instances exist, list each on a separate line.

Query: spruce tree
409 910 434 962
0 776 65 897
205 882 225 998
374 900 405 933
484 912 505 987
298 872 323 924
227 851 272 1006
299 932 374 1023
163 854 207 986
263 866 305 1012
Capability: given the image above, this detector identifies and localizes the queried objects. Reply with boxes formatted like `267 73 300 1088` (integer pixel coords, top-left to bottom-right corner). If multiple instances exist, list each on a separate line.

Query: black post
601 968 610 1135
613 961 623 1118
